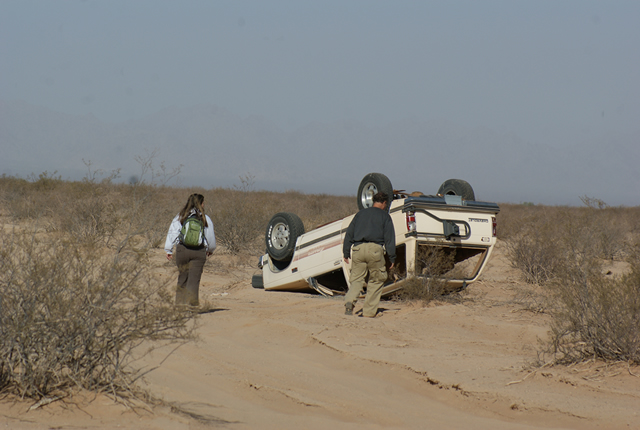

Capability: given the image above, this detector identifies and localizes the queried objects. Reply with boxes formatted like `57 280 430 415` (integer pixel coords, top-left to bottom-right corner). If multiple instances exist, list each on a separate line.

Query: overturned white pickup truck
252 173 499 297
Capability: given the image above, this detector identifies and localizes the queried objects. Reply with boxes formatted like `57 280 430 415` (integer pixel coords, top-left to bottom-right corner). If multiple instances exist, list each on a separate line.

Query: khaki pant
345 243 388 317
175 243 206 307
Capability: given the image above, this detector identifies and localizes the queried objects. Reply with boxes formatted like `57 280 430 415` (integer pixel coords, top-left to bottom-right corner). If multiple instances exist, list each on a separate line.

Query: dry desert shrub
394 244 460 303
207 176 353 255
288 191 354 230
207 175 270 254
506 233 564 285
495 202 539 240
0 163 198 401
0 227 196 401
0 172 63 220
0 161 181 251
504 201 639 285
58 179 122 246
503 206 567 285
0 170 355 258
546 256 640 364
510 283 549 314
501 198 640 364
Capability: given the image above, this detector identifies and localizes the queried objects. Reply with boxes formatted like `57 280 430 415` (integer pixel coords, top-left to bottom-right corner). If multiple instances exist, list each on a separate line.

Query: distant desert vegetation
1 166 639 404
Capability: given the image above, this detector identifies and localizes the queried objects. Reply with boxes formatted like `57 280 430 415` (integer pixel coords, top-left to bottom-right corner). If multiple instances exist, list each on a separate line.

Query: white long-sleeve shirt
164 211 216 255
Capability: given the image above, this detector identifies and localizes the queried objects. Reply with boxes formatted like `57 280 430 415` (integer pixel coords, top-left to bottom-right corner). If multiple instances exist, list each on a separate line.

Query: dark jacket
343 206 396 263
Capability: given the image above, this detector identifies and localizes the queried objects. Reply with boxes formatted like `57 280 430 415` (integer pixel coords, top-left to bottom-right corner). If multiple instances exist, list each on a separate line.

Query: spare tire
437 179 476 201
265 212 305 262
357 173 393 211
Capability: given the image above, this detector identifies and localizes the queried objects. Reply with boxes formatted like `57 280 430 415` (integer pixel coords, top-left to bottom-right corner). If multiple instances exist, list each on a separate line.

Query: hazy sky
2 1 639 142
1 1 639 205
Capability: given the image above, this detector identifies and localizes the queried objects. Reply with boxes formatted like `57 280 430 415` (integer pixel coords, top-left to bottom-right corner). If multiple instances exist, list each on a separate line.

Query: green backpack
180 215 205 248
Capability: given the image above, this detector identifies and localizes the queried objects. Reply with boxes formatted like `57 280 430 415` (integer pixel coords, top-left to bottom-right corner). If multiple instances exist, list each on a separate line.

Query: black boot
345 302 354 316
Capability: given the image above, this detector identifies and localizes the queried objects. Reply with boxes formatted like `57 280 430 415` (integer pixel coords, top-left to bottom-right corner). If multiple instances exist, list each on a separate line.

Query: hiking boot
345 302 354 316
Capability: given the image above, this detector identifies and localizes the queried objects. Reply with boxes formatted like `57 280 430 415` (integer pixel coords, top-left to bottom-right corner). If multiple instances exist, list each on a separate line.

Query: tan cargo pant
345 243 388 317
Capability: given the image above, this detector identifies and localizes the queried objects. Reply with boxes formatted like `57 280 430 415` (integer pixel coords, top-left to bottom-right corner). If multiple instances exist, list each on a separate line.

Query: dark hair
373 192 389 203
178 193 208 226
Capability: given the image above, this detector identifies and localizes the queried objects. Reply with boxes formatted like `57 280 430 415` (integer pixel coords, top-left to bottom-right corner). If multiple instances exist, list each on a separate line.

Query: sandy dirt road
2 242 639 429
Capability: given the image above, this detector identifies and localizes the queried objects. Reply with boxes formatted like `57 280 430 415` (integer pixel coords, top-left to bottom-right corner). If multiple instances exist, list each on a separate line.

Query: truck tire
357 173 393 211
251 274 264 289
265 212 305 262
437 179 476 201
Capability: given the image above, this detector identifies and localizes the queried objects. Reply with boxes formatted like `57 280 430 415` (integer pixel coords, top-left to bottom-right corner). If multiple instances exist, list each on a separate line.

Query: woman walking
164 193 216 307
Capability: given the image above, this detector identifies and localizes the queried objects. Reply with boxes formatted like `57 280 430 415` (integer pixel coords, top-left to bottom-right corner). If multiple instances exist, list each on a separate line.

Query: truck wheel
357 173 393 210
265 212 305 262
437 179 476 201
251 274 264 289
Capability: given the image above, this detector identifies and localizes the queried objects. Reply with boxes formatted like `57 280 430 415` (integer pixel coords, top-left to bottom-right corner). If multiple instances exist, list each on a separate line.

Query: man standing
343 192 396 317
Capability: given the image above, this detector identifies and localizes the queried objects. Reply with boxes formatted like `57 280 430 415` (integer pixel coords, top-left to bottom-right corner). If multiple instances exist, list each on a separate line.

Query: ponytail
178 193 208 227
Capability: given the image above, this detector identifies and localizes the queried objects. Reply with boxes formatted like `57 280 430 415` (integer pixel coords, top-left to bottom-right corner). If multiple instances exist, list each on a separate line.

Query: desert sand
2 241 639 429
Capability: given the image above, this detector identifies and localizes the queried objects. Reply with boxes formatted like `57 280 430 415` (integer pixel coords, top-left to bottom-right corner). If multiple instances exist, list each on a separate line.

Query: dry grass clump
394 245 462 303
501 198 640 364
